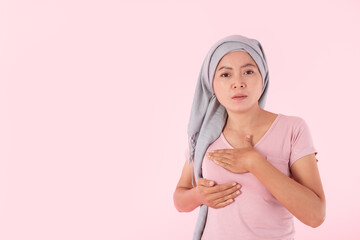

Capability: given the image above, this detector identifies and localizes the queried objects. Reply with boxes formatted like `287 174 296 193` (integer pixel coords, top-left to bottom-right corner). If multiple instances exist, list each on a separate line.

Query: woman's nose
233 76 246 88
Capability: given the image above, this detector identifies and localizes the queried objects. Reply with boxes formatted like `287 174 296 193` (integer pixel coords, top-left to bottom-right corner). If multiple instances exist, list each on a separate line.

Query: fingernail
237 184 241 189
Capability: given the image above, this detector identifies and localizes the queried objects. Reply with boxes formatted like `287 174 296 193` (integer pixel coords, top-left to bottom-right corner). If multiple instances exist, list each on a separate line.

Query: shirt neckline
220 113 282 149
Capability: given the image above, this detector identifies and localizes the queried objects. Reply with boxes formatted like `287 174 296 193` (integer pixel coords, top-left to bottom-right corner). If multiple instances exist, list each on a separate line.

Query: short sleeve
289 118 318 167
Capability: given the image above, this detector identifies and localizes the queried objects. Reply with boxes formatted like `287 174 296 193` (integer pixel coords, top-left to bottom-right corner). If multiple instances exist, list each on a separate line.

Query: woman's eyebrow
217 63 256 71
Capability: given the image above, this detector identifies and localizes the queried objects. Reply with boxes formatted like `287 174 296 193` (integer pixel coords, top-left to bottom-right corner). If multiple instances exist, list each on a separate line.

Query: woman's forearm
249 156 326 228
173 187 201 212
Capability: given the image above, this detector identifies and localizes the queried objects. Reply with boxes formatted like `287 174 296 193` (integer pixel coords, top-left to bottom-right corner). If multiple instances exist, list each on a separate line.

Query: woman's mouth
232 96 247 101
232 93 248 101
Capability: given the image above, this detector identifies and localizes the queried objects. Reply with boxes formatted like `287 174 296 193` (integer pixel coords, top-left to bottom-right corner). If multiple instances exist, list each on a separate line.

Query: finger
205 183 241 204
198 178 215 187
212 188 242 207
214 183 241 197
212 158 232 170
214 198 234 208
210 154 232 164
209 182 241 194
215 160 234 172
211 185 241 202
208 151 232 162
209 151 232 158
210 149 230 154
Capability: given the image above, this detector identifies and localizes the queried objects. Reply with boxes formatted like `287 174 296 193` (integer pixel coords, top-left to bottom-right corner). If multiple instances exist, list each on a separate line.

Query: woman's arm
249 152 326 228
173 160 202 212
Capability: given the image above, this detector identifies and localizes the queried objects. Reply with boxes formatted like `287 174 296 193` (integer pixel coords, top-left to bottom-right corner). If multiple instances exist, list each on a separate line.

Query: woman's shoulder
263 110 305 125
276 113 312 131
278 113 307 124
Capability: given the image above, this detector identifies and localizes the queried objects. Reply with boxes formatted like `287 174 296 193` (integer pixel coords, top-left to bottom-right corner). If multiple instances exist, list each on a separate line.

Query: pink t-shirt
185 113 318 240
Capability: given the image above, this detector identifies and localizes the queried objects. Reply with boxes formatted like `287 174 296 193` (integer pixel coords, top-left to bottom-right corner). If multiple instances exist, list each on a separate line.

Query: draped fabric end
188 132 198 165
193 205 208 240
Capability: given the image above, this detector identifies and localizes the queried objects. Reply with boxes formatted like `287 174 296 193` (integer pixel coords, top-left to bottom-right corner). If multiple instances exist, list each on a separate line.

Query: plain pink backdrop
1 0 359 239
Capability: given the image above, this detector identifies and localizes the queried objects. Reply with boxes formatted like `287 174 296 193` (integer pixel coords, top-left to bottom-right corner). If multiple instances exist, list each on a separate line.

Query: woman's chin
225 103 259 114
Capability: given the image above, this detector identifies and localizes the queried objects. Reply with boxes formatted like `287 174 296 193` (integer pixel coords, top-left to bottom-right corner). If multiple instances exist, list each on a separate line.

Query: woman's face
212 51 263 113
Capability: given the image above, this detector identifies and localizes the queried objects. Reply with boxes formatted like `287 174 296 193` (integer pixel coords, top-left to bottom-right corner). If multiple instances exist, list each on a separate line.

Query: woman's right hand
196 178 242 209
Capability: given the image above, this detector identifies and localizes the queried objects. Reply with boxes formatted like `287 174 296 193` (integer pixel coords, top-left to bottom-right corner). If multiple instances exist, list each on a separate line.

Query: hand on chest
202 154 282 204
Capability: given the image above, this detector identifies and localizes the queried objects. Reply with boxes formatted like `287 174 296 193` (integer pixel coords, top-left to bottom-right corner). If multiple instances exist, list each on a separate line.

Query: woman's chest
202 133 293 203
202 154 282 203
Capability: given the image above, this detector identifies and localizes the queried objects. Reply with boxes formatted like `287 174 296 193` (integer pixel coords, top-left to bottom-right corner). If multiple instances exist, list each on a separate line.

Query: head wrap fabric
186 35 270 240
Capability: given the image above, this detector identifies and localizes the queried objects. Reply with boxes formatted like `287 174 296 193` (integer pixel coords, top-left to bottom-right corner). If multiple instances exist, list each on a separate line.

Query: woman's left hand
206 135 260 174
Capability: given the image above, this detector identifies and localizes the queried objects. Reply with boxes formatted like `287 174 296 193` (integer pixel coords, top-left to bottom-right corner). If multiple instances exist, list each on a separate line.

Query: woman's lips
232 96 247 101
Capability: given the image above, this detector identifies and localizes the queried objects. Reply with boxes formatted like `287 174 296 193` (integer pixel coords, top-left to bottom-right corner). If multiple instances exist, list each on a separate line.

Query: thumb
208 180 215 186
198 178 215 187
245 134 253 146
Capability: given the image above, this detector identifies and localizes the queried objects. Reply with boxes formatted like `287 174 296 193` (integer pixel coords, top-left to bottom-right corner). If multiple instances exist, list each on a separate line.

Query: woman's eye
244 70 254 75
220 73 230 77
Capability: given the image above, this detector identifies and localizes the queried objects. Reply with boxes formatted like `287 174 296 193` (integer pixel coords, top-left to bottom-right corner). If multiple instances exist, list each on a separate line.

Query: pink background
0 0 359 239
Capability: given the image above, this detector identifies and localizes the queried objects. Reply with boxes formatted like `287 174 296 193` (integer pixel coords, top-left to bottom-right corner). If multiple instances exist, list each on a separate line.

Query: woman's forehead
216 51 257 69
220 51 253 62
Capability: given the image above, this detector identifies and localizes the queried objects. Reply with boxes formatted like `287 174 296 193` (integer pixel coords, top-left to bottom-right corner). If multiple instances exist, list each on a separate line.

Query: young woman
173 35 326 240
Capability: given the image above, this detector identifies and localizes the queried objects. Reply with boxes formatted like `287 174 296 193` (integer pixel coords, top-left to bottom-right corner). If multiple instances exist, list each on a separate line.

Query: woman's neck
224 107 268 132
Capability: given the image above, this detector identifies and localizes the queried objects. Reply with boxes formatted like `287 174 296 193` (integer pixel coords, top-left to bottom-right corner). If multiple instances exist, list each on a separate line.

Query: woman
173 35 326 240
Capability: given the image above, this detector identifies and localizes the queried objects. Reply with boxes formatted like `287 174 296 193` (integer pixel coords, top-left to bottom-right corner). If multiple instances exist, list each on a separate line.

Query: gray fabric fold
186 35 270 240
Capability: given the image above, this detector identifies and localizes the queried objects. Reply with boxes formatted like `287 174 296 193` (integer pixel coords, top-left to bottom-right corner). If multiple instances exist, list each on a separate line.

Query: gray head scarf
186 34 270 240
